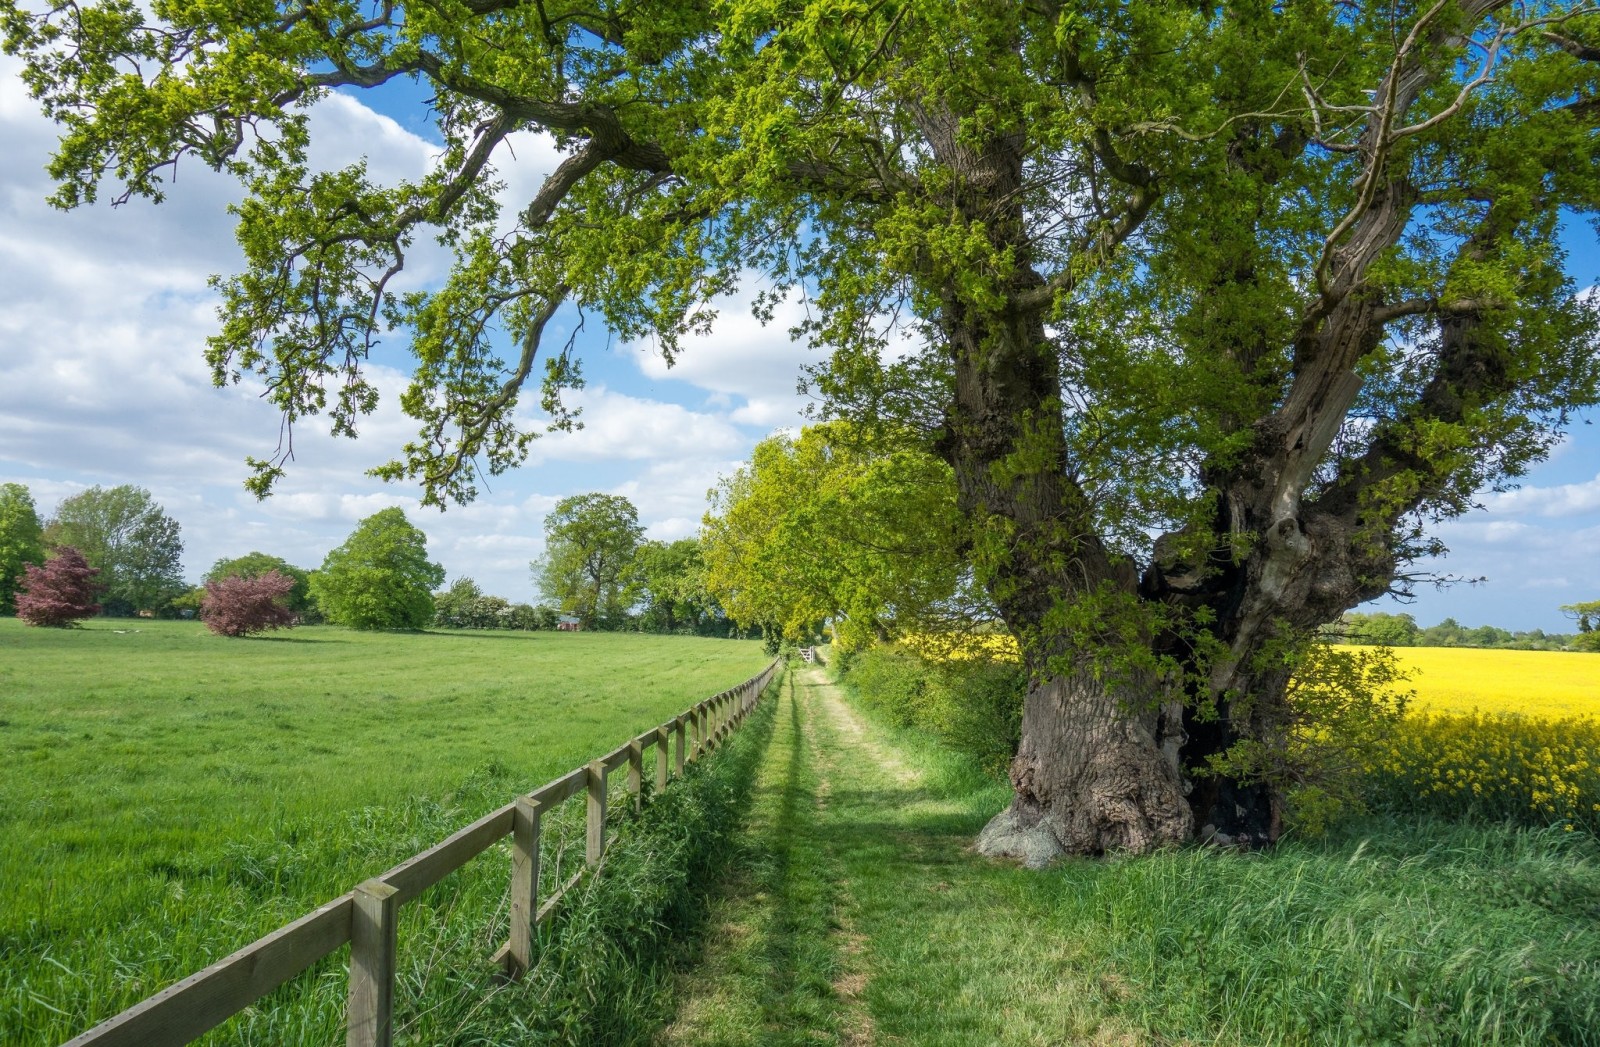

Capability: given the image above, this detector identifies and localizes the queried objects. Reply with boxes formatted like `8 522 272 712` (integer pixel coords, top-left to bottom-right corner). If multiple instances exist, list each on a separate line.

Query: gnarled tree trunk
979 665 1190 865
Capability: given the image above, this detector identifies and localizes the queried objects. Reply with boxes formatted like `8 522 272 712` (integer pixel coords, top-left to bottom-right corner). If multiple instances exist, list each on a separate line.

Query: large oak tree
7 0 1598 856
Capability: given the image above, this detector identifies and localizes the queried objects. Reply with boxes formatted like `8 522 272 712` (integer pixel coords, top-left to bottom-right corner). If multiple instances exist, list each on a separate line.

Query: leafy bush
15 546 102 627
1205 644 1414 836
505 602 543 630
840 645 1024 777
201 570 297 637
435 576 554 630
206 552 320 622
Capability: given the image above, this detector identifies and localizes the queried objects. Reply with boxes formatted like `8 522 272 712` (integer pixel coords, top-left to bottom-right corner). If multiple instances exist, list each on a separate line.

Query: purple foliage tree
201 570 297 637
15 546 103 627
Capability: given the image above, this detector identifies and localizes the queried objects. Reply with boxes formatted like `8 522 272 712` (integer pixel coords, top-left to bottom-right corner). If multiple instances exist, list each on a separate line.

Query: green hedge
836 646 1023 778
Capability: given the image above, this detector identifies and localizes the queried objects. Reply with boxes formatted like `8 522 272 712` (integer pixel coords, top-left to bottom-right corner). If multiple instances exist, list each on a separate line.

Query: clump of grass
1044 818 1600 1044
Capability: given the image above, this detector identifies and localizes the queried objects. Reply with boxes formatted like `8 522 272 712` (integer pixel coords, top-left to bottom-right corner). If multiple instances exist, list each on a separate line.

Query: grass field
665 668 1600 1046
0 619 766 1045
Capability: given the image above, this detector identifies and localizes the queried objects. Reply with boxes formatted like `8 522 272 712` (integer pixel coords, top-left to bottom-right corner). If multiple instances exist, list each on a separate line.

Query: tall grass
822 669 1600 1046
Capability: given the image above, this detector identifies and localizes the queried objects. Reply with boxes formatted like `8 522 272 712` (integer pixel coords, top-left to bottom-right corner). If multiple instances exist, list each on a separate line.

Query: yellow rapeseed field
1376 645 1600 718
1348 645 1600 833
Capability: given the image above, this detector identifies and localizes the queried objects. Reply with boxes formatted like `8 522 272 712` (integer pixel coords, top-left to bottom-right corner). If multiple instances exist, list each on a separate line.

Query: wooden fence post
627 739 644 813
347 879 399 1047
507 796 542 976
586 760 607 865
675 716 686 775
656 727 669 792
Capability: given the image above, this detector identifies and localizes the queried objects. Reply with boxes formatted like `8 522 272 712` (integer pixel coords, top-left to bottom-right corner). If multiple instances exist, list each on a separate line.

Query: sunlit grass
0 618 766 1046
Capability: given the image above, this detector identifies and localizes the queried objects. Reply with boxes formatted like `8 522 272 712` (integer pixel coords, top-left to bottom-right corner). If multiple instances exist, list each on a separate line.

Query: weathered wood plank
627 740 644 813
600 743 631 774
507 797 542 976
347 880 399 1047
529 766 587 807
586 760 607 865
536 868 586 923
380 803 515 905
656 727 669 792
61 894 354 1047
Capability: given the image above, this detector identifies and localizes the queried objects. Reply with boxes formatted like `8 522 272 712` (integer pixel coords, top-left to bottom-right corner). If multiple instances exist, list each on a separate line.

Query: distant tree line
2 482 185 619
1331 611 1598 653
3 481 752 638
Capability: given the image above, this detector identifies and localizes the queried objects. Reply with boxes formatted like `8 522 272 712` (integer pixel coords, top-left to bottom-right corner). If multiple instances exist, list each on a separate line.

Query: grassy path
658 666 1143 1047
659 666 1600 1047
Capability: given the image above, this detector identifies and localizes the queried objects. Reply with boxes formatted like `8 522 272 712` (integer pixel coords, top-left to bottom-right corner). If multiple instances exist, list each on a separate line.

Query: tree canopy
43 485 185 615
1561 599 1600 650
626 537 725 635
201 571 299 637
7 0 1599 855
702 423 966 647
311 507 444 629
535 493 643 628
206 551 318 621
0 483 45 615
15 546 102 627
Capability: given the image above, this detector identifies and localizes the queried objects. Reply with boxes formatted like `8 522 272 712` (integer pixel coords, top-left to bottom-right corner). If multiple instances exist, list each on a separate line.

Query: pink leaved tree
201 570 298 637
15 546 103 627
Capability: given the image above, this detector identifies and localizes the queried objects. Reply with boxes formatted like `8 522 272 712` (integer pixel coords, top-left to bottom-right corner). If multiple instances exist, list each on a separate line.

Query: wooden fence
60 659 782 1047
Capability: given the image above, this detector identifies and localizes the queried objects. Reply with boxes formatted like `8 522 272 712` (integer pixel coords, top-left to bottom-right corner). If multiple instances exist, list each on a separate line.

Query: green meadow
0 619 766 1045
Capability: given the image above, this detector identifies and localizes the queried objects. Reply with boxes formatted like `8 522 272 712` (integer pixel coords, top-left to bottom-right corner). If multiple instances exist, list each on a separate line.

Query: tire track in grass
659 668 861 1046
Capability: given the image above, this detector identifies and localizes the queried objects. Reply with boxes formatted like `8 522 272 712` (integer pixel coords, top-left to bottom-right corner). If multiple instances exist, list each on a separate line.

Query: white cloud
1485 472 1600 519
0 60 725 604
525 386 747 465
611 456 745 536
1385 513 1600 631
632 286 821 428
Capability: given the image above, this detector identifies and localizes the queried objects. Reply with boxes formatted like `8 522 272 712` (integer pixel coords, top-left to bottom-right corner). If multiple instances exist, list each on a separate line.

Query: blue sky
1 62 1596 632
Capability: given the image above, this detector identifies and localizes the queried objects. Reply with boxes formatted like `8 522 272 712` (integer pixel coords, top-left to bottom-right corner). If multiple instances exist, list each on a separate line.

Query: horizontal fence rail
61 659 782 1047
